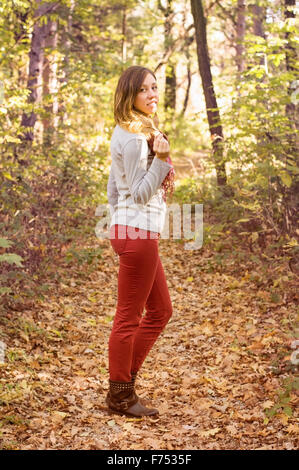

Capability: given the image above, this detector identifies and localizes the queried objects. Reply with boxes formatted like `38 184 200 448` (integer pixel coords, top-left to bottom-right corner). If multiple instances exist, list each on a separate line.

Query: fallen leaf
199 427 221 438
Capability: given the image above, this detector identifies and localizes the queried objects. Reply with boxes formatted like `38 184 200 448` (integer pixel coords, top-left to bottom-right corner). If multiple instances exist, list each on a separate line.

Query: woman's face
133 73 159 115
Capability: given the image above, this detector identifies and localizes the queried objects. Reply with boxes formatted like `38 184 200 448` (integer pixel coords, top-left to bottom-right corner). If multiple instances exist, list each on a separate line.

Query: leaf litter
0 236 298 450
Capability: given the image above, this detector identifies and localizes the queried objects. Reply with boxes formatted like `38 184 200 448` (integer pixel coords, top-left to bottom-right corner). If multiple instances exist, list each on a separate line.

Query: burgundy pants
108 224 173 382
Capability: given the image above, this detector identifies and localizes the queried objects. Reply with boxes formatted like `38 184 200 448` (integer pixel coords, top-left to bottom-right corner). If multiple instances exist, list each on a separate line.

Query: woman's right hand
153 133 170 160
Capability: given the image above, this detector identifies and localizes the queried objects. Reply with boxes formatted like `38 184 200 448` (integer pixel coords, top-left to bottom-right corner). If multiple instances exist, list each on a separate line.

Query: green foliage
173 177 201 204
265 377 299 420
64 246 102 266
0 238 24 296
0 0 297 314
0 253 23 267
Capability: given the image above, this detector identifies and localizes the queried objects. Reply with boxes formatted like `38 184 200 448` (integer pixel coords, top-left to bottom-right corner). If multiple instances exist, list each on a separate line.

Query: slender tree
251 2 265 38
283 0 298 234
180 0 195 117
190 0 227 187
284 0 298 134
121 5 127 63
157 0 177 122
236 0 246 73
20 1 48 142
59 0 75 126
43 16 58 146
250 1 266 68
20 1 60 143
180 43 192 117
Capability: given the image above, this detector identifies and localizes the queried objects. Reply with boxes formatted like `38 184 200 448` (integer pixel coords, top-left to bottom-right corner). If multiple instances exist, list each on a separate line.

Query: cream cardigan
107 124 172 234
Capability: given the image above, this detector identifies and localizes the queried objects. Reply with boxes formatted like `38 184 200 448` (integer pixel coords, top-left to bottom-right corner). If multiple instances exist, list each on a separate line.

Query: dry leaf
51 411 68 424
199 427 221 438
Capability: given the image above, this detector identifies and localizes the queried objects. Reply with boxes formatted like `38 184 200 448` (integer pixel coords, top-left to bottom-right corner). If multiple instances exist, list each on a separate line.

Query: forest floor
0 225 298 450
0 154 298 450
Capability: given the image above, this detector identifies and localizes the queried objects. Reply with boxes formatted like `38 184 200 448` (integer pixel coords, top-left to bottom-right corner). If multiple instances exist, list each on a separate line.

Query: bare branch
34 1 61 24
214 0 237 26
157 0 166 13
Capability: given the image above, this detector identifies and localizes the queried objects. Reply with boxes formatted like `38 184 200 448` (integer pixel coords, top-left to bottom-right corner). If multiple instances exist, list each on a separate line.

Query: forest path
0 231 297 450
172 150 208 180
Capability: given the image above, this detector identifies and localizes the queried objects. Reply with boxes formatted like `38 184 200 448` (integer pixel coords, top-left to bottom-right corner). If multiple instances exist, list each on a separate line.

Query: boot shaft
106 380 138 411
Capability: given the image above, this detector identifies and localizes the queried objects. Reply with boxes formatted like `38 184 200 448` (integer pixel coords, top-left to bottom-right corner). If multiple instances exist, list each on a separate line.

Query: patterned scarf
147 132 175 202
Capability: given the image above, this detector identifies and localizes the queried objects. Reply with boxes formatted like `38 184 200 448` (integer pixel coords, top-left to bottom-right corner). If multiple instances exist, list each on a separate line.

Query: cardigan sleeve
122 137 172 205
107 164 119 216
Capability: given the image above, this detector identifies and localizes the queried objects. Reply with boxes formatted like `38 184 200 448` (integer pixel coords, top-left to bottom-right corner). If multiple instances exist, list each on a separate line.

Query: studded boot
106 379 159 417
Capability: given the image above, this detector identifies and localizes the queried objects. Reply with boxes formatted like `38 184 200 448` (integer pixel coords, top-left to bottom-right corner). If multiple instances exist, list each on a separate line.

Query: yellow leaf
5 135 20 143
280 171 292 188
2 172 14 180
125 417 143 422
186 276 193 282
277 413 289 425
199 427 221 438
287 424 299 434
261 400 274 409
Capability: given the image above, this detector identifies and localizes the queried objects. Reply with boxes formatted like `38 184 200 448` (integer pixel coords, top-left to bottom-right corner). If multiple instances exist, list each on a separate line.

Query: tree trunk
283 0 298 235
181 52 192 117
165 62 176 111
251 2 265 67
122 6 127 63
59 0 75 126
180 4 194 117
284 0 298 134
43 18 58 146
236 0 246 73
252 3 265 38
190 0 227 187
158 0 177 122
20 1 49 142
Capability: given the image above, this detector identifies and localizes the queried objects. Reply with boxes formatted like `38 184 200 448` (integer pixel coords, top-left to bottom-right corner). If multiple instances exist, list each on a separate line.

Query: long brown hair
114 66 161 139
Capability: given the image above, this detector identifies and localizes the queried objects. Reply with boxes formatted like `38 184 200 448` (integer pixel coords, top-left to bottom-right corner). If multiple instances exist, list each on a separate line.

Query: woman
106 65 175 417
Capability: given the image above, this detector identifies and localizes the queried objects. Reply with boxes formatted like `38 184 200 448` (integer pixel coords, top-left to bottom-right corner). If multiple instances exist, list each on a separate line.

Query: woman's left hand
153 133 170 159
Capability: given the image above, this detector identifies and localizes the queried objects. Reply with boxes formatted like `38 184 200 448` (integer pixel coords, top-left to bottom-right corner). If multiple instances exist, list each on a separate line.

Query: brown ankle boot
106 380 159 417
